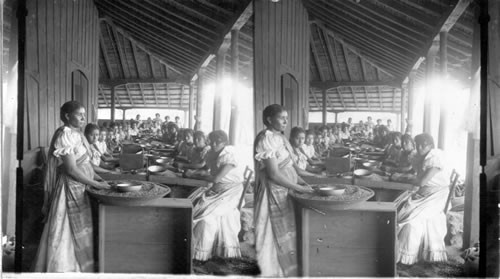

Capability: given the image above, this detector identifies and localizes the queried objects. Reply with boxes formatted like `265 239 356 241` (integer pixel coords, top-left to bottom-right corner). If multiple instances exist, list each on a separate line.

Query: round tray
291 184 374 210
87 180 171 206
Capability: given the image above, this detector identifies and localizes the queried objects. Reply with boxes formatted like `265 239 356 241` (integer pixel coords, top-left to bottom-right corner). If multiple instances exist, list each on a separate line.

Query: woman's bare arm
61 154 110 189
264 158 313 193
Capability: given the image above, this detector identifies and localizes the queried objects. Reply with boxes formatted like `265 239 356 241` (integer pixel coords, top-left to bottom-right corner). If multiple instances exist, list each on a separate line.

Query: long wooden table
93 173 208 274
296 176 412 277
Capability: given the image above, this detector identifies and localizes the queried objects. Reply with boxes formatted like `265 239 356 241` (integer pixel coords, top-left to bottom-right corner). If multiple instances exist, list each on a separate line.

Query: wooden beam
314 20 395 78
310 31 326 82
404 0 472 83
213 50 226 130
424 40 439 134
337 88 346 109
320 26 342 81
350 87 359 108
377 86 383 109
149 55 156 78
100 17 197 72
310 88 322 109
152 84 158 105
163 0 225 29
442 0 472 32
120 0 213 47
99 32 114 79
181 85 185 108
124 84 134 106
325 90 335 109
107 21 128 78
138 84 146 105
310 80 402 90
99 85 109 107
229 29 240 145
99 78 189 87
438 31 449 149
130 41 142 79
322 89 327 126
111 87 116 122
188 82 194 129
364 87 370 109
166 83 170 106
392 88 397 110
198 0 233 17
191 1 252 81
401 86 407 132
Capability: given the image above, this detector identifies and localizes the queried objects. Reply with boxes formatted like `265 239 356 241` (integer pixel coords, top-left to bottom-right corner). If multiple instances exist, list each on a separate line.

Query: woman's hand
93 180 111 190
296 184 314 193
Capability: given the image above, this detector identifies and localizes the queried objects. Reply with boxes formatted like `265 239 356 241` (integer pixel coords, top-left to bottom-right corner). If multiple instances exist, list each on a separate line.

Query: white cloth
192 145 243 261
53 127 88 159
95 141 107 155
397 148 450 265
89 145 101 166
301 144 315 158
291 147 308 170
206 146 243 185
255 130 290 167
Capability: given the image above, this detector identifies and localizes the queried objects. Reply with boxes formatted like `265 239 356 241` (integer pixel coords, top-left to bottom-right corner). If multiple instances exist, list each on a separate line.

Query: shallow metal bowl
362 161 380 169
155 158 170 165
354 169 372 177
114 181 142 192
316 185 346 196
148 165 167 174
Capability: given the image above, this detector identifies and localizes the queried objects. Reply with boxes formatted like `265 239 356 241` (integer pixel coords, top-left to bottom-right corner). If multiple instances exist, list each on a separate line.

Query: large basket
291 184 374 211
87 180 171 206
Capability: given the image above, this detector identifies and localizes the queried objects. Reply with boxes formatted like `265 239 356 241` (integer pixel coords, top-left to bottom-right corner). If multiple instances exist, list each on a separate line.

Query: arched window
281 73 299 137
71 70 88 106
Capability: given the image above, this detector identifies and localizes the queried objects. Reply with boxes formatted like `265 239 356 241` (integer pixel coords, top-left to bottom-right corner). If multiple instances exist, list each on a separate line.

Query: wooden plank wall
24 0 99 151
254 0 310 134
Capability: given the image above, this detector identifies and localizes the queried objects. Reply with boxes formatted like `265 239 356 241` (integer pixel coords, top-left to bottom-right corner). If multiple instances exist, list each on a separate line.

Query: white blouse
53 126 88 160
206 146 243 184
301 144 316 158
254 130 293 170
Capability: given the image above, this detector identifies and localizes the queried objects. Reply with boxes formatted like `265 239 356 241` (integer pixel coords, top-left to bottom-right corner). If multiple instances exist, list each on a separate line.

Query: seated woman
84 124 118 174
176 131 210 170
373 125 390 148
184 130 244 261
314 132 328 158
397 134 418 173
397 133 450 265
339 123 351 141
289 127 323 174
383 132 403 166
161 122 179 146
176 129 195 162
301 130 318 160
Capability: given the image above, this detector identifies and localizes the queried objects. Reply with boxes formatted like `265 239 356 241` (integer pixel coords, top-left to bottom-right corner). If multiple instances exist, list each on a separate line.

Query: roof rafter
99 85 109 106
336 88 346 108
377 86 383 109
310 31 326 82
191 1 253 81
363 87 370 109
319 25 342 81
124 84 134 106
138 84 146 105
99 32 114 79
311 80 402 90
101 18 184 76
309 88 322 109
152 84 159 105
162 0 225 29
100 78 190 87
392 88 397 110
313 19 396 79
404 0 472 80
198 0 234 17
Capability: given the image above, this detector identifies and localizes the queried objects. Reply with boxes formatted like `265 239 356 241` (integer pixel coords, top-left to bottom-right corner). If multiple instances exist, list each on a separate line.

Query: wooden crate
296 202 397 277
98 198 193 274
296 176 412 277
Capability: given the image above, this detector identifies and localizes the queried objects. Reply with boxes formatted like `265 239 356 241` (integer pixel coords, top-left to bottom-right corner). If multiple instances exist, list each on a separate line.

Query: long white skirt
192 183 243 261
397 187 449 265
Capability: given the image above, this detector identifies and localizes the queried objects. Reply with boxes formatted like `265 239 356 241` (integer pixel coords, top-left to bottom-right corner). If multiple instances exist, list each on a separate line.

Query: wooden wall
24 0 99 151
253 0 310 134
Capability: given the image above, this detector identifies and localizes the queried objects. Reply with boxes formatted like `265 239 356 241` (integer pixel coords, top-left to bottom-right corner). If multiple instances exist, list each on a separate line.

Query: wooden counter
296 176 412 277
93 173 208 274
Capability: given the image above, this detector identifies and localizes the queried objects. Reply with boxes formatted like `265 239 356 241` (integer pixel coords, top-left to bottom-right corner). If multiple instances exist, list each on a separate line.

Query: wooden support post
213 46 228 131
334 112 338 124
438 31 448 149
188 82 194 129
407 70 416 135
196 67 206 130
322 89 327 126
229 29 239 145
401 86 407 132
111 86 116 122
424 40 439 134
122 108 126 122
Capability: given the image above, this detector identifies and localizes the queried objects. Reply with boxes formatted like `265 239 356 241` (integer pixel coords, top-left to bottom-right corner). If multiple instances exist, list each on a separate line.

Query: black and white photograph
0 0 498 277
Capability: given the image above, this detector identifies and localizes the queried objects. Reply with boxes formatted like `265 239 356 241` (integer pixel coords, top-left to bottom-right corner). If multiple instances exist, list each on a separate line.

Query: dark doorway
72 70 88 106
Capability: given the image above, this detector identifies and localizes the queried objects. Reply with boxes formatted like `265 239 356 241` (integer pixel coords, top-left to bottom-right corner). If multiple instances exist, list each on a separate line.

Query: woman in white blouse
185 130 244 261
397 133 450 265
33 101 110 272
253 104 314 277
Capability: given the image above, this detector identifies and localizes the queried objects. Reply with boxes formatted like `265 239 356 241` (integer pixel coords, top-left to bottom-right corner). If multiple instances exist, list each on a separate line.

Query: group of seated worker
376 131 450 265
